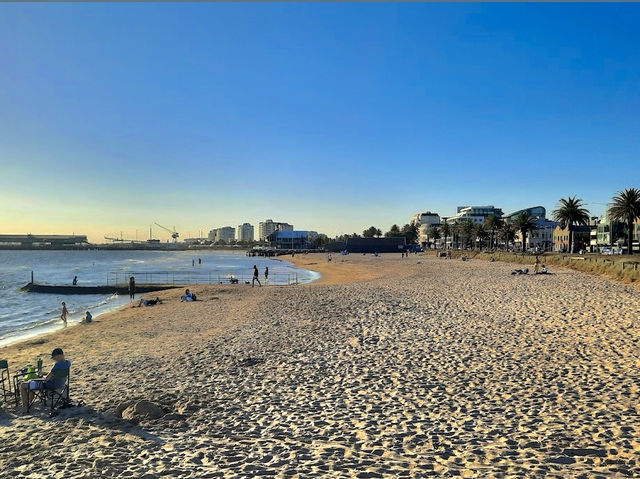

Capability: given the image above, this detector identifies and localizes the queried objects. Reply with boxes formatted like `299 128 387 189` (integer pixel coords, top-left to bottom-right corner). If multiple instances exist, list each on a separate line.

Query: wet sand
1 253 639 477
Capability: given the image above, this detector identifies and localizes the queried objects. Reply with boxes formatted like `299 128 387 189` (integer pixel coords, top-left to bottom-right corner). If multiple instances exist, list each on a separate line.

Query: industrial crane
154 223 180 242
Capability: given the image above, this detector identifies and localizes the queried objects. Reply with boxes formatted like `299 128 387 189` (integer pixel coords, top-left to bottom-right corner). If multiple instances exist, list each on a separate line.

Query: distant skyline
1 3 638 243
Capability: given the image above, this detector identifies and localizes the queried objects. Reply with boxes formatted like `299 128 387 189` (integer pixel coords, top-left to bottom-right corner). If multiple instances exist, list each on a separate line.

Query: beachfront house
553 225 590 253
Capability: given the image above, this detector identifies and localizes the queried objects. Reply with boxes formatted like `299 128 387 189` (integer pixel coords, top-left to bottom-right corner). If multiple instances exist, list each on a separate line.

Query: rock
114 400 136 418
122 400 165 420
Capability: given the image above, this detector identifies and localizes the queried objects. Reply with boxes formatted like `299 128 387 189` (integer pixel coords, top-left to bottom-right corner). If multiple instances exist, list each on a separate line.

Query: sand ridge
1 254 639 477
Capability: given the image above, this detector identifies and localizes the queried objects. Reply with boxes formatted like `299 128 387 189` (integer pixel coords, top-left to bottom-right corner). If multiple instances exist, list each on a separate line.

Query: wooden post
31 271 34 284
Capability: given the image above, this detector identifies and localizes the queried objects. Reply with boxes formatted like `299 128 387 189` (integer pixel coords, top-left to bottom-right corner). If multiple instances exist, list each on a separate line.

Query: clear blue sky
1 3 638 241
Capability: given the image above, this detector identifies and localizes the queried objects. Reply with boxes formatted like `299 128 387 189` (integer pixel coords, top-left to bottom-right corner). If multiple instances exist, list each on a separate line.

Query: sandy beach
1 253 639 478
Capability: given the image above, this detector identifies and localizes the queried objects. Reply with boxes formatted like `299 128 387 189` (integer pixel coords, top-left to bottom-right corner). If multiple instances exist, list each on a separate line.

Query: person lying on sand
138 297 162 307
511 268 529 275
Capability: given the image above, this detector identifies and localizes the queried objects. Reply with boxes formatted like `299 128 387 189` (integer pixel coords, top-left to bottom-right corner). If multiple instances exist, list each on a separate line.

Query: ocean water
0 250 319 346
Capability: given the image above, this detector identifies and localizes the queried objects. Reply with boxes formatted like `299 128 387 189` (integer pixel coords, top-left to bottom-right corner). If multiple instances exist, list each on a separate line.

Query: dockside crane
154 223 180 242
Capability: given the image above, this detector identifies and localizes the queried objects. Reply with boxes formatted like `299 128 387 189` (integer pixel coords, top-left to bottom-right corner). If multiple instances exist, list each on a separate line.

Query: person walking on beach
129 276 136 301
252 265 261 287
60 302 68 325
264 266 269 284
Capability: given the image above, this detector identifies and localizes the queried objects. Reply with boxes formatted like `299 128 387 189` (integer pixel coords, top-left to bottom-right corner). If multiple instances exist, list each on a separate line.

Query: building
258 219 293 241
346 237 407 253
553 225 590 253
448 205 503 224
208 226 236 244
595 212 627 250
514 218 557 251
411 211 441 246
503 206 546 222
267 230 310 250
236 223 255 243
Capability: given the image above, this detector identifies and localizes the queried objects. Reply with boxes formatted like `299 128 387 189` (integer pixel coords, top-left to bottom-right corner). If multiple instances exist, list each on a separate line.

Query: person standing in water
72 276 78 286
252 265 261 287
129 276 136 301
60 302 68 325
264 266 269 284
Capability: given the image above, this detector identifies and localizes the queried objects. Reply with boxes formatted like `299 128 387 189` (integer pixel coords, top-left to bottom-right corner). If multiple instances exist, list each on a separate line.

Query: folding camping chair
28 360 71 415
0 359 11 405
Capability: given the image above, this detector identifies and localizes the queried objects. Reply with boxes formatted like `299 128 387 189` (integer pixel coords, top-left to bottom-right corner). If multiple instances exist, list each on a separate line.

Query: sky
1 3 639 242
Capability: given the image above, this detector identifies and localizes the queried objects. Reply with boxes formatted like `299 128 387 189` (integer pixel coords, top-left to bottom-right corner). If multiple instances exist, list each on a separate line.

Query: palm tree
553 196 590 253
460 220 475 249
440 220 451 250
451 223 461 249
428 226 441 249
500 222 516 250
608 188 640 255
513 212 538 252
474 223 489 250
484 214 502 250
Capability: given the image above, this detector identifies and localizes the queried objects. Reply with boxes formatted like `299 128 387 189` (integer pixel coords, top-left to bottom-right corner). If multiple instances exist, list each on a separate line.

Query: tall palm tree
608 188 640 255
441 220 451 250
500 222 516 250
474 223 489 250
513 212 538 252
484 214 501 250
460 220 475 249
428 226 441 249
553 196 590 253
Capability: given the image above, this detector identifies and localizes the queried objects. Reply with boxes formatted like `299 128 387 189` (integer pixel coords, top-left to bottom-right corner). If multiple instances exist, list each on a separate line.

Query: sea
0 250 319 346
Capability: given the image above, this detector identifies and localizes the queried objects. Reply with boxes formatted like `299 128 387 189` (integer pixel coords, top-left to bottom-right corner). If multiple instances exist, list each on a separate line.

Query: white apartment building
258 219 293 241
236 223 255 242
514 218 557 251
411 211 441 246
448 205 503 224
208 226 236 243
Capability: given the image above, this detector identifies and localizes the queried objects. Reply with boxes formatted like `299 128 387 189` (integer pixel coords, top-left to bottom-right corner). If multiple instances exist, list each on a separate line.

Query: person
192 259 195 267
534 255 541 274
198 258 202 265
83 311 92 324
60 302 68 325
129 276 136 301
20 348 70 410
264 266 269 283
181 289 197 301
72 276 78 286
541 265 548 274
511 268 529 275
252 265 261 287
447 250 452 260
138 297 163 307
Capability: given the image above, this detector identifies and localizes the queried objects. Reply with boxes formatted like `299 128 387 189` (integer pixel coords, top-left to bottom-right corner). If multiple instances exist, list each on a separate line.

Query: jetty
20 283 177 295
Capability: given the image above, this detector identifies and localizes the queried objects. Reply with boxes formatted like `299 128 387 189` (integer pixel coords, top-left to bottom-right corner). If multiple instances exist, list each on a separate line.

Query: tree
460 220 475 249
513 212 538 252
608 188 640 255
440 220 451 250
385 224 402 237
500 222 516 250
375 228 383 238
484 214 502 250
402 223 419 244
428 226 441 248
363 226 379 238
451 222 461 249
474 224 489 250
553 196 590 253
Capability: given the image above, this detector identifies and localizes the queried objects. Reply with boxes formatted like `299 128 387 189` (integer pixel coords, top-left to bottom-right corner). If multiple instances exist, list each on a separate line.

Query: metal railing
106 271 299 286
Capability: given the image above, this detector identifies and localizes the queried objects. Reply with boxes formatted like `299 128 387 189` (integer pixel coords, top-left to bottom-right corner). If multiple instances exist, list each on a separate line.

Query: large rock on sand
121 400 165 420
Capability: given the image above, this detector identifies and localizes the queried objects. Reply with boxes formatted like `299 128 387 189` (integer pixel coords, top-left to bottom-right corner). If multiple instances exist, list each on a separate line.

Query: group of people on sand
512 256 551 275
251 265 268 287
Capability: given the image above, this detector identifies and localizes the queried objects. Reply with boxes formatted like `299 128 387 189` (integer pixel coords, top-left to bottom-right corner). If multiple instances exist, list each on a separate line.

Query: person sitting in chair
20 348 70 410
